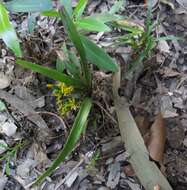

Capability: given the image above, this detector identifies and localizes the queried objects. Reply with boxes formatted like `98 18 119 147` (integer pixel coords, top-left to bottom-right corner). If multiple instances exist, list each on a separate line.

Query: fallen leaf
101 136 123 156
161 67 180 77
65 171 79 188
107 162 121 189
16 158 37 179
0 100 6 111
1 121 17 137
154 184 161 190
161 96 178 118
0 173 8 190
0 90 50 142
123 164 135 177
176 0 187 9
0 73 10 89
27 143 49 166
147 113 166 164
157 40 170 54
135 115 150 136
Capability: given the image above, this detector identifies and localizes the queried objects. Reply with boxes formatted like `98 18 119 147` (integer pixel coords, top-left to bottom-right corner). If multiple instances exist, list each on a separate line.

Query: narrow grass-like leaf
16 59 84 88
56 58 66 73
33 98 92 186
59 7 91 87
60 0 72 16
73 0 88 19
5 157 11 176
0 3 22 57
28 14 36 33
80 35 118 72
42 10 60 17
77 18 111 32
5 0 52 12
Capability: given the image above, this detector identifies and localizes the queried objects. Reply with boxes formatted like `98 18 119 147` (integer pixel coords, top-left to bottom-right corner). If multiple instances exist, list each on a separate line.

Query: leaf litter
0 0 187 190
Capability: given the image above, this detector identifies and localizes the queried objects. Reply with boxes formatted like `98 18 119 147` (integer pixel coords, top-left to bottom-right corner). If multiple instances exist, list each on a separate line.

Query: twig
20 111 68 137
36 111 67 134
94 101 117 124
54 157 85 190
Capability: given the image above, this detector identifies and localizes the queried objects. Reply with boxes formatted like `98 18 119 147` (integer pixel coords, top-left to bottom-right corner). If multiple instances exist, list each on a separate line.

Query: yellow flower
67 98 77 110
58 83 74 95
47 84 55 88
48 82 77 115
58 98 78 115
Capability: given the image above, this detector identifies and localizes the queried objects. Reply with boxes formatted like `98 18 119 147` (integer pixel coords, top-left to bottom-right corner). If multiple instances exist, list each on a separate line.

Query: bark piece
113 68 173 190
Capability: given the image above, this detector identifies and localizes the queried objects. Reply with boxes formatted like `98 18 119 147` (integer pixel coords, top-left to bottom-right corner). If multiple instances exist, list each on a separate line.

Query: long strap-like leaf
0 3 22 57
16 59 84 89
33 98 92 186
59 7 91 88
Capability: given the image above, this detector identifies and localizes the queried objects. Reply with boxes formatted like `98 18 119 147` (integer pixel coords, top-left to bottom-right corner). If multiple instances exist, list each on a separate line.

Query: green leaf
68 51 80 68
16 59 85 89
60 0 72 16
0 143 8 149
58 43 81 78
80 35 118 72
73 0 88 19
56 58 66 73
77 18 111 32
41 10 60 17
0 3 22 57
5 158 11 176
33 98 92 186
59 7 91 87
5 0 53 12
28 14 36 33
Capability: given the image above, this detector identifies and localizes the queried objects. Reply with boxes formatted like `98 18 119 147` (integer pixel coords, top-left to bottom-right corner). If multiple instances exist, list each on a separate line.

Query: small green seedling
0 141 25 175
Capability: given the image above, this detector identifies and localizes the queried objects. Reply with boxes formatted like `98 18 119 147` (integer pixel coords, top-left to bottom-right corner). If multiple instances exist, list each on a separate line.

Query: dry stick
54 157 85 190
112 68 173 190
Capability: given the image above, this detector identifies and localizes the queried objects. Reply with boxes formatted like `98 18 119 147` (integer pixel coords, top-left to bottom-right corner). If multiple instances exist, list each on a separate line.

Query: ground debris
106 162 121 189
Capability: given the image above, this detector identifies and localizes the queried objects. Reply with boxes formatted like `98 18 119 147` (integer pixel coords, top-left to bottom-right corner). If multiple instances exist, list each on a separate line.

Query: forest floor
0 0 186 190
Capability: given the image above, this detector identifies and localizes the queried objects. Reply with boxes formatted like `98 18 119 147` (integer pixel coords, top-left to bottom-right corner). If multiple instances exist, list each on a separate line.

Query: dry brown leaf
123 164 135 177
124 113 166 177
160 67 180 77
135 115 150 136
147 113 166 163
154 184 161 190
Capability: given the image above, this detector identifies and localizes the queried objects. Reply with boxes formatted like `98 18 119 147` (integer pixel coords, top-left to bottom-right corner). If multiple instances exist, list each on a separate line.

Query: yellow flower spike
57 82 74 96
63 86 74 96
47 84 54 88
48 82 77 116
68 98 77 110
